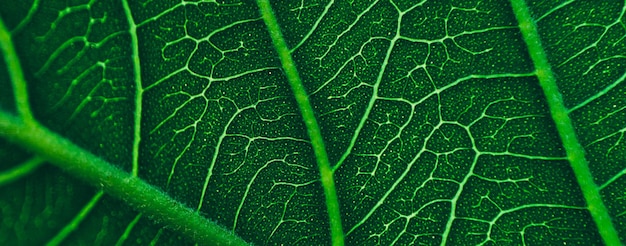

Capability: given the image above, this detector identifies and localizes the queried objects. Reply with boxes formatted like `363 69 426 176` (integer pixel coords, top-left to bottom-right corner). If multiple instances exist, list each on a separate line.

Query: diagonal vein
256 0 345 245
0 16 34 124
509 0 622 245
0 111 249 246
0 156 45 186
46 191 104 246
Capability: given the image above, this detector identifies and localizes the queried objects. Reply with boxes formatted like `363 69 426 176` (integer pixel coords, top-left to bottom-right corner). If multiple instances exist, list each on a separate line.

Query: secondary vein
0 156 45 186
0 16 35 125
121 0 142 177
256 1 345 245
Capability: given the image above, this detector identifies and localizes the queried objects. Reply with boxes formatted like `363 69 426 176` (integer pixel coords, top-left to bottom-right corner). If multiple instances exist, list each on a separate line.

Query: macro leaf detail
0 0 625 245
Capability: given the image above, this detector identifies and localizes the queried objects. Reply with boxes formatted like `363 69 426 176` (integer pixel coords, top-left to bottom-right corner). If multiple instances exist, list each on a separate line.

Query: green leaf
1 0 624 245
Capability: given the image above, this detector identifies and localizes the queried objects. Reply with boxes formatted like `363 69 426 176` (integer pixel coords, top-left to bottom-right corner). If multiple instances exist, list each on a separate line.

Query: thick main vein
256 1 345 245
0 111 249 246
509 0 622 245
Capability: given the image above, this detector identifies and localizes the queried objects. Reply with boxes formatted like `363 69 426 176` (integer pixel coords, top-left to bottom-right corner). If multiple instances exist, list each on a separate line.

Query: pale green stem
0 112 249 246
0 16 34 124
509 0 622 245
255 1 345 245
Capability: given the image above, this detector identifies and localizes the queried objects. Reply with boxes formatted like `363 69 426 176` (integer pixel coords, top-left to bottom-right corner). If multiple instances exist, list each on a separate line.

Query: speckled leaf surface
0 0 624 245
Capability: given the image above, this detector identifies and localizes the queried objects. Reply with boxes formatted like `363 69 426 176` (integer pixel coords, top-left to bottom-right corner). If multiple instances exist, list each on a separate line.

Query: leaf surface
0 0 624 245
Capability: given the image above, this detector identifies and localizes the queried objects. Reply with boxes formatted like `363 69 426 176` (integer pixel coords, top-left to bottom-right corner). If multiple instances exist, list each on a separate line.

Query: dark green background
1 0 624 245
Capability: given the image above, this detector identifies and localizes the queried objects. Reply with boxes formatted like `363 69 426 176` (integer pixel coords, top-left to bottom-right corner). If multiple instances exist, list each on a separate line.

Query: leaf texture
0 0 624 245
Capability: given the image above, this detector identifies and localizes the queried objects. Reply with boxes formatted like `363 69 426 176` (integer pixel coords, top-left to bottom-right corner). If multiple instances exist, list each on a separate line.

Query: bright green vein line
0 16 34 125
122 0 142 177
256 1 345 245
0 156 45 186
115 213 142 246
11 0 41 34
0 112 249 246
46 191 104 246
509 1 622 245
